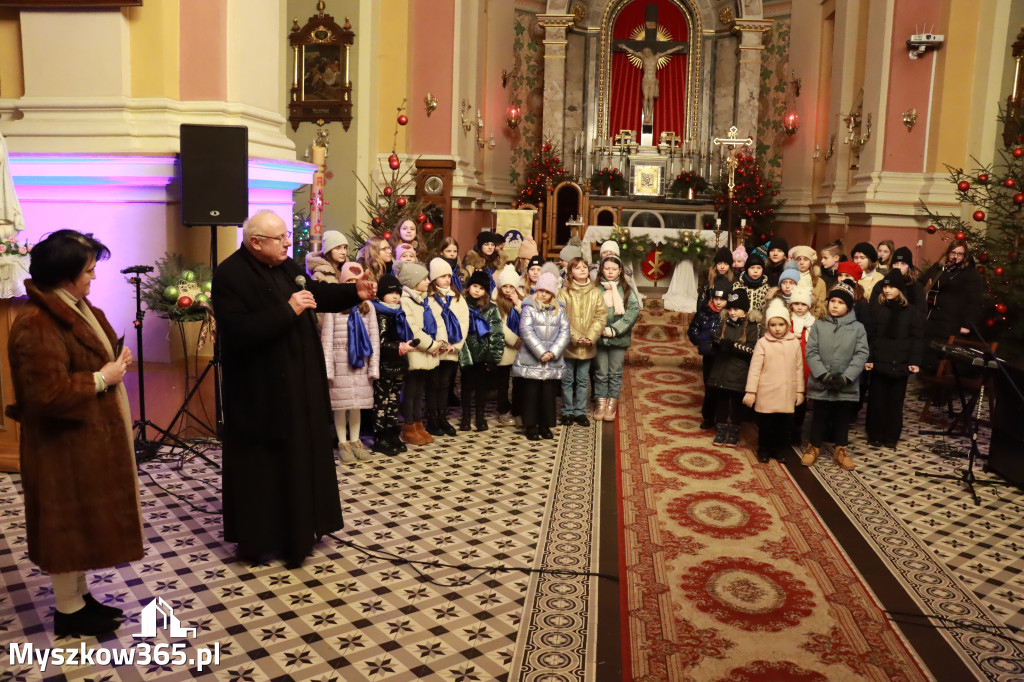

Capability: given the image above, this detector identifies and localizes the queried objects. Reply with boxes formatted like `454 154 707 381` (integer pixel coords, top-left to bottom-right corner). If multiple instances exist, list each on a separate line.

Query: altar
581 224 727 313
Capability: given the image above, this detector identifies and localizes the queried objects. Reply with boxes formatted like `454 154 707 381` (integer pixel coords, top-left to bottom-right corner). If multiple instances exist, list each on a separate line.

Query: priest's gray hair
242 210 282 242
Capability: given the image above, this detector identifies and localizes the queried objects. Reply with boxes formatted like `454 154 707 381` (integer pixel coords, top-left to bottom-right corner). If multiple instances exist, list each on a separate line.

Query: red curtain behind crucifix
609 0 689 142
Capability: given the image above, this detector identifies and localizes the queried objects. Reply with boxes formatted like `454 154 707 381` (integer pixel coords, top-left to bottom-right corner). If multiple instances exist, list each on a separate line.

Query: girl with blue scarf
494 264 524 426
398 261 439 446
462 231 505 295
458 270 505 431
318 262 379 463
425 258 469 437
371 274 415 456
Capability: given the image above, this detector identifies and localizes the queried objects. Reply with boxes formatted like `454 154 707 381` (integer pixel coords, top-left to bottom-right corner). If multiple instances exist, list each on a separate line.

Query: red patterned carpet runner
618 300 932 681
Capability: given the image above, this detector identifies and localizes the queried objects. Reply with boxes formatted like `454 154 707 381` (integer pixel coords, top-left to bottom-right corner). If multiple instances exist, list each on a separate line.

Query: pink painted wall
409 1 454 154
882 0 942 172
451 208 494 256
179 0 228 101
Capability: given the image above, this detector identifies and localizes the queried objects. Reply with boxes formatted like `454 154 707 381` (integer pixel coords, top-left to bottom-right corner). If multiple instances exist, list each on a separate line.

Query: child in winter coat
696 247 735 309
835 260 871 324
707 288 761 447
744 299 805 462
494 264 524 426
321 262 380 463
358 236 394 283
588 240 643 304
687 276 729 429
732 244 748 277
818 240 843 292
513 272 571 441
864 270 923 447
765 266 801 307
521 255 544 298
802 282 869 471
733 252 771 314
851 242 884 300
426 258 469 437
462 231 505 293
594 256 640 421
763 238 790 287
459 270 505 431
788 288 816 444
371 274 413 456
398 261 439 446
788 246 828 318
388 218 425 263
559 257 608 426
435 237 465 292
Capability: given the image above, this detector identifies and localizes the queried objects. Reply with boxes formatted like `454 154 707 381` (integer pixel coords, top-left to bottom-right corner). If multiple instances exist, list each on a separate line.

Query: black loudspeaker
989 363 1024 489
180 124 249 226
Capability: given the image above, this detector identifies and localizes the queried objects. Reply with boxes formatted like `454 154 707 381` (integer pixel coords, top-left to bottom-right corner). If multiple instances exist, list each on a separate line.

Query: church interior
2 0 1024 680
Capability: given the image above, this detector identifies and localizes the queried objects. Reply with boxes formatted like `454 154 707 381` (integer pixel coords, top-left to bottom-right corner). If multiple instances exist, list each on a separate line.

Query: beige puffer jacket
401 287 441 371
557 278 608 360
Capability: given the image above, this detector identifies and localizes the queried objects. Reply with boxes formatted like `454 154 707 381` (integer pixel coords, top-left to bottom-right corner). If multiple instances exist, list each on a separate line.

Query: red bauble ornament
955 231 967 241
995 266 1005 276
382 231 392 241
1014 147 1024 158
383 186 393 196
977 266 986 273
926 224 938 234
1005 178 1017 189
979 252 989 263
986 318 996 327
978 173 989 182
415 212 427 223
396 196 407 207
423 221 434 232
388 154 401 170
973 210 986 222
957 180 970 192
736 153 745 161
542 143 552 152
177 296 193 308
996 303 1008 314
1015 193 1024 205
371 216 382 227
397 114 408 126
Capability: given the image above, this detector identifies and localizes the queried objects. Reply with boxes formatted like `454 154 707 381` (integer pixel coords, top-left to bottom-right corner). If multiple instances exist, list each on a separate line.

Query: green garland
140 253 214 323
608 226 712 264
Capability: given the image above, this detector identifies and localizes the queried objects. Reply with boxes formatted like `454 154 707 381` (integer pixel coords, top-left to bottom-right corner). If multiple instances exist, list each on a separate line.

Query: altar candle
716 218 722 228
740 219 747 227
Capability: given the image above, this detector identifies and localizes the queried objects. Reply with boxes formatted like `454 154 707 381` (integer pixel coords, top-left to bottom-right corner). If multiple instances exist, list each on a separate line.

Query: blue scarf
347 308 373 369
371 300 413 342
467 304 491 338
483 267 496 294
419 296 437 339
437 294 463 343
506 307 521 336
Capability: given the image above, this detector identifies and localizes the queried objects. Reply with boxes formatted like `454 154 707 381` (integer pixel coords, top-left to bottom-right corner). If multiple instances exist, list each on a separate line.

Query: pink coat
321 305 380 410
745 331 804 414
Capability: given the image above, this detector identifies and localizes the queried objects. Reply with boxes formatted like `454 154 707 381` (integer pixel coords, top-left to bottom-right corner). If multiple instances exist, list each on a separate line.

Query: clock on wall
415 159 456 236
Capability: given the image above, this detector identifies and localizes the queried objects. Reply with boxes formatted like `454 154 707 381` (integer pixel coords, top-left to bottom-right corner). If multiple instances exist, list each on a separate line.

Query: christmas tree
921 141 1024 357
712 152 783 244
351 100 442 255
515 141 568 207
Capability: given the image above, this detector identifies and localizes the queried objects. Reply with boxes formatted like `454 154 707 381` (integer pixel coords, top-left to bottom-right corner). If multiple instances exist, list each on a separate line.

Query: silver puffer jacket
512 295 571 381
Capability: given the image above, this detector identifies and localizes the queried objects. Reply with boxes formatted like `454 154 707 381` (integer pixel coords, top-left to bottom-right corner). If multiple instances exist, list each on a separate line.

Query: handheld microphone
294 275 307 289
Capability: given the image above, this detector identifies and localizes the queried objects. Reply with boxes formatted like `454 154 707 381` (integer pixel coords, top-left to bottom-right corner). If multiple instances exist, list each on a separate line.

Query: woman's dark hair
29 229 111 289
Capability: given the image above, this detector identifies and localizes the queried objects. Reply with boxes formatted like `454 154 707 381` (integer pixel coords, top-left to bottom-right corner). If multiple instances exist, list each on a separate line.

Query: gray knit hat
395 261 429 289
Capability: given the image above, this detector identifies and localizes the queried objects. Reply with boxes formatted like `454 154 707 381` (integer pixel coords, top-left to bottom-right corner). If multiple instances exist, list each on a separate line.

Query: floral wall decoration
756 16 792 173
509 10 546 190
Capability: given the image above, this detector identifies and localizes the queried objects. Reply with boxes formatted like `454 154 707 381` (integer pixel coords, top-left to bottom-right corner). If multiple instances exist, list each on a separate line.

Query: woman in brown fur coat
6 230 141 638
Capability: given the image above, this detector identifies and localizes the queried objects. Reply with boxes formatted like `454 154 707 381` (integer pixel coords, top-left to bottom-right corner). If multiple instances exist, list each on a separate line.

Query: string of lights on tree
921 139 1024 356
515 141 567 206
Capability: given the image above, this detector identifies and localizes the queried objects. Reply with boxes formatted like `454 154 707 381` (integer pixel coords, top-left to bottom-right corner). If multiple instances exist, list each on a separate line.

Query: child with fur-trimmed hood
462 231 506 293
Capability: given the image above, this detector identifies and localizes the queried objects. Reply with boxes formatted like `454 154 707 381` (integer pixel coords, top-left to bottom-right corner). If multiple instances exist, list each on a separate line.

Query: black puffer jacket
375 307 409 379
919 262 984 341
866 299 924 377
707 315 761 392
687 303 723 356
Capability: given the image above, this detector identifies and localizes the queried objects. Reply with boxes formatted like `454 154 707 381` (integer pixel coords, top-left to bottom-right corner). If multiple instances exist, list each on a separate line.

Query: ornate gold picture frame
288 2 355 132
632 164 663 196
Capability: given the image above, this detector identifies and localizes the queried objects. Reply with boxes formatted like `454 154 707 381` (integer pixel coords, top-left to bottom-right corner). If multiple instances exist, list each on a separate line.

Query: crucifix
713 126 754 248
612 3 688 144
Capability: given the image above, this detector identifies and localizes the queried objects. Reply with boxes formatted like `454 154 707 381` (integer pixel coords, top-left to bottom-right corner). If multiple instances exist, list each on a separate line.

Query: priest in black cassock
213 210 375 567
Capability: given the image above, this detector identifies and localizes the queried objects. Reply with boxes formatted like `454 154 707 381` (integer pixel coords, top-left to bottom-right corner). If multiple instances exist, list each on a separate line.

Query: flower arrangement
0 238 31 257
668 171 709 198
590 168 628 196
140 253 214 323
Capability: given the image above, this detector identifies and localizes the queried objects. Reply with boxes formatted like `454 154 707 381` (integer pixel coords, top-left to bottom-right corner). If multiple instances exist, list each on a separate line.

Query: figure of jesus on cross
612 3 688 128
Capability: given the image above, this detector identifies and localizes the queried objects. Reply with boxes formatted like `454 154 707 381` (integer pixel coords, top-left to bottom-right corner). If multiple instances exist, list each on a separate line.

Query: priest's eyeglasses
254 231 292 243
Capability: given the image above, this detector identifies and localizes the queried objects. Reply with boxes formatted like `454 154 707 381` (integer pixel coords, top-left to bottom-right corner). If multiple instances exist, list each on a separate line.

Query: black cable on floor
884 609 1024 645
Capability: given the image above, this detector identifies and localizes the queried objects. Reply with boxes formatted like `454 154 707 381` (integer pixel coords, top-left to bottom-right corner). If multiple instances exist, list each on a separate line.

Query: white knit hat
496 263 520 289
600 240 621 257
790 288 812 306
765 298 791 325
322 230 348 254
429 257 453 281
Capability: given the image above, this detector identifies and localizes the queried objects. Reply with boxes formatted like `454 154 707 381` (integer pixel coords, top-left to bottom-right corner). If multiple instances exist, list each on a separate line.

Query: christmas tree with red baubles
515 141 568 207
711 152 784 243
352 100 441 255
921 138 1024 358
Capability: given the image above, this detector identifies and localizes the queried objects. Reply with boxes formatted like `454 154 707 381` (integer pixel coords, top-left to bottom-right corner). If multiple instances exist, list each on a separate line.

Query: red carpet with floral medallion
618 301 932 681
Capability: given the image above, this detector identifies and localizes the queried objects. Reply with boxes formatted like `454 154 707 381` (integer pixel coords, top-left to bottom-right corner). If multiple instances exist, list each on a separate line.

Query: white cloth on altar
581 225 726 313
0 131 25 240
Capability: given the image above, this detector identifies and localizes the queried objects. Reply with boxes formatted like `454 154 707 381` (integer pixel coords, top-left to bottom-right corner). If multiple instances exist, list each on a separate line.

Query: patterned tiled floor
0 417 604 681
802 384 1024 681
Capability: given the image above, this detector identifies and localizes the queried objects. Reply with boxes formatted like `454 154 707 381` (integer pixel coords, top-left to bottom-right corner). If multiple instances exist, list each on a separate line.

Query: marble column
539 14 574 148
732 20 773 151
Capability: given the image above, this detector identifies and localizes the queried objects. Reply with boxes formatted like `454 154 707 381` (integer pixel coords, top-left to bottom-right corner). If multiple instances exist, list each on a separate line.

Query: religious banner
495 209 535 260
